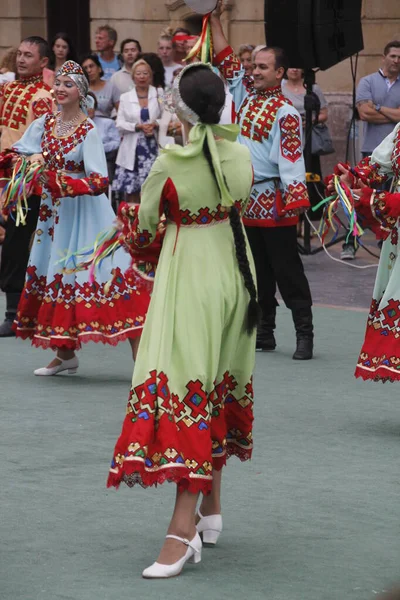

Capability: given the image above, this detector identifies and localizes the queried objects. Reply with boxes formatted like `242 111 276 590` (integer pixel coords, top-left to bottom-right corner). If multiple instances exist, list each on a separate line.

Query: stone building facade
1 0 400 166
1 0 399 92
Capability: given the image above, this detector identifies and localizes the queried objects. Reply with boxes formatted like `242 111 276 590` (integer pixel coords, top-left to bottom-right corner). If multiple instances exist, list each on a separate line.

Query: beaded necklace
55 111 83 137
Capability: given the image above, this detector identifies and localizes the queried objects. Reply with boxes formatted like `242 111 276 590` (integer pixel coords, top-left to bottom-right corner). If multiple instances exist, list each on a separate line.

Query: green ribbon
163 122 240 208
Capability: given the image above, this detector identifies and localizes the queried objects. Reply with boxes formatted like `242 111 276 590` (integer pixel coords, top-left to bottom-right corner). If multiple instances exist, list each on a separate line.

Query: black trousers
245 225 312 317
0 195 40 294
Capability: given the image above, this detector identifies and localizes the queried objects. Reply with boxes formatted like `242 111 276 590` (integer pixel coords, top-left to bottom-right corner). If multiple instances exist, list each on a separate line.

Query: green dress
107 132 256 494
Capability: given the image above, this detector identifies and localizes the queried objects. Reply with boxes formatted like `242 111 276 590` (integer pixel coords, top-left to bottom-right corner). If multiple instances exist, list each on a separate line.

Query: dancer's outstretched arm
210 1 229 56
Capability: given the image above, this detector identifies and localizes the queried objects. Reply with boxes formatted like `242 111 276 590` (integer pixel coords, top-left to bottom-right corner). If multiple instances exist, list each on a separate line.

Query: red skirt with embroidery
14 263 153 350
107 371 254 495
355 322 400 383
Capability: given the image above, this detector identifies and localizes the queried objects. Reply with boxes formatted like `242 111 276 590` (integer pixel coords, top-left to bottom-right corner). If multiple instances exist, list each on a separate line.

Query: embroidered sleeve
32 97 53 119
356 188 400 239
45 171 108 199
118 202 164 262
279 114 303 164
273 109 310 213
214 46 251 112
352 155 389 187
0 150 17 174
117 202 138 257
125 156 169 250
45 125 109 199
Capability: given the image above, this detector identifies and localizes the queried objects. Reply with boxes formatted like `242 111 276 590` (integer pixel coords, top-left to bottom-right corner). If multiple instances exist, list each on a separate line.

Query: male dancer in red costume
0 37 54 337
211 5 314 359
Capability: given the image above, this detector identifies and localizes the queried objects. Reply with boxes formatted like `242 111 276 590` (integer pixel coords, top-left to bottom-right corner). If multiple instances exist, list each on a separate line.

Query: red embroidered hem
14 265 151 351
107 444 252 495
14 325 142 350
243 216 299 228
355 323 400 383
354 366 399 384
108 369 254 494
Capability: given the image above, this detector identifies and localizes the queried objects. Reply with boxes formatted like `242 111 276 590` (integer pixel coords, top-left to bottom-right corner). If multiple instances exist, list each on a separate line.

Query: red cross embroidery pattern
238 94 288 143
279 113 302 163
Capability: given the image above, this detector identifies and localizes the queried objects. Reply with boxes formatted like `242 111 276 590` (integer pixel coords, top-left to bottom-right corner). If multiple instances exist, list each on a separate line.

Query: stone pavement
2 238 400 600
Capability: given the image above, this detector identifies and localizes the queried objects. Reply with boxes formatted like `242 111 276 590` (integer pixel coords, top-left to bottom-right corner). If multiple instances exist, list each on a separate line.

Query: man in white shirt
158 34 180 90
111 38 142 95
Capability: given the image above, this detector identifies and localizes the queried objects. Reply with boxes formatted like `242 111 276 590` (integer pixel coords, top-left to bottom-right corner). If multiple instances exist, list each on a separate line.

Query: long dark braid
203 137 261 334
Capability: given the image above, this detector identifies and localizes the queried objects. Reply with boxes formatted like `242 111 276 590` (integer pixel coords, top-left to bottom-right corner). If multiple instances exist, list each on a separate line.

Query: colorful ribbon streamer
312 176 364 245
60 226 123 293
0 157 44 227
184 13 213 63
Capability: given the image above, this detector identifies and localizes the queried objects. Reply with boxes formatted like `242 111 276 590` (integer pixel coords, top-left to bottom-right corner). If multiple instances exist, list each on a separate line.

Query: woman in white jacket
113 59 163 203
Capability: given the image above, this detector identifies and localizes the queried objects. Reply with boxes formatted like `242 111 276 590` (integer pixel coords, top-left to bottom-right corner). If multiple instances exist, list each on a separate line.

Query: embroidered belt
167 218 229 229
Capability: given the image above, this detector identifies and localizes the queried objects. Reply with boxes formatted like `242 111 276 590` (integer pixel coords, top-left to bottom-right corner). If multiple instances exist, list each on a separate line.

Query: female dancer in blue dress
1 61 149 374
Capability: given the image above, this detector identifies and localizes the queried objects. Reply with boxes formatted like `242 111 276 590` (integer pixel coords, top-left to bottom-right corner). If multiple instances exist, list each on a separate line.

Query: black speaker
265 0 364 70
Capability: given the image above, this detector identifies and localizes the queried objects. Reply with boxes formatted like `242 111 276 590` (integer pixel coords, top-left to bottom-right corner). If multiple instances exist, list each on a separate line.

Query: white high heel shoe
196 509 223 545
34 356 79 376
142 532 202 579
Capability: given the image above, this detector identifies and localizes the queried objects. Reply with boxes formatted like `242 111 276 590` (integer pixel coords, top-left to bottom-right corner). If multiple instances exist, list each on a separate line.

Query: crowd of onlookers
1 26 400 261
0 26 330 202
0 26 331 209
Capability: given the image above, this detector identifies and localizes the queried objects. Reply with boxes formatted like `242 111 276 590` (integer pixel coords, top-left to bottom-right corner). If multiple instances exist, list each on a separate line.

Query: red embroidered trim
175 204 230 226
214 45 235 65
238 94 288 142
284 181 310 209
14 265 151 350
355 298 400 383
107 369 254 493
32 97 53 119
243 216 299 228
357 188 399 239
353 156 388 186
244 184 305 225
45 170 108 198
41 113 91 172
38 204 52 222
215 46 243 80
1 77 51 130
279 113 302 163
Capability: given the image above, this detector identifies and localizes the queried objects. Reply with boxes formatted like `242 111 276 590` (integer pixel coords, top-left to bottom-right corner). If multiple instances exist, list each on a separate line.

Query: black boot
256 308 276 351
292 307 313 360
0 292 20 338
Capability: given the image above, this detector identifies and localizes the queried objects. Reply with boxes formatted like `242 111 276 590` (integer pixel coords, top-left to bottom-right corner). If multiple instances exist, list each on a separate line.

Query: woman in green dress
107 63 258 578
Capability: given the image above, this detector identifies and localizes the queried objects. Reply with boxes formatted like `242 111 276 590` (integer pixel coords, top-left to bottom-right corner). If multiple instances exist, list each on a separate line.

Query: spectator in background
49 32 77 71
139 53 166 92
81 53 120 118
95 25 121 80
185 35 200 56
87 92 120 183
238 44 255 77
111 38 142 95
341 39 400 260
113 59 163 203
158 32 180 89
172 27 191 64
357 40 400 157
0 47 17 85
